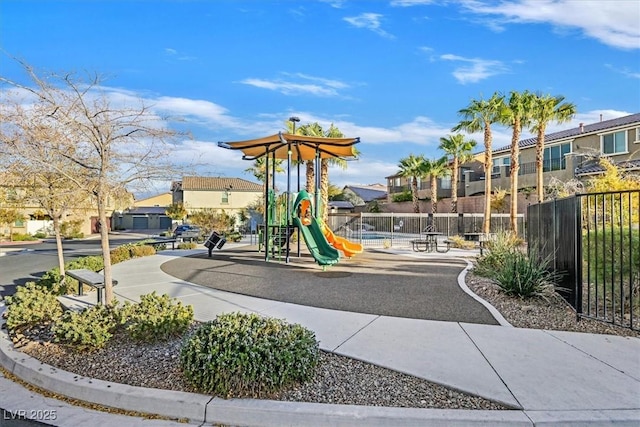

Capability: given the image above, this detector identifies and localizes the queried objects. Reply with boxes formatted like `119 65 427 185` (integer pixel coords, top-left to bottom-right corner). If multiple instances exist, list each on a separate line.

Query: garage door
132 216 149 229
159 216 172 230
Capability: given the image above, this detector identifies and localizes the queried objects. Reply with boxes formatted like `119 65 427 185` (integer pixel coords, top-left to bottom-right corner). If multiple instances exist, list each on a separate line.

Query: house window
440 176 451 190
601 130 627 155
14 218 24 227
543 142 571 171
635 127 640 143
222 191 229 204
492 157 510 174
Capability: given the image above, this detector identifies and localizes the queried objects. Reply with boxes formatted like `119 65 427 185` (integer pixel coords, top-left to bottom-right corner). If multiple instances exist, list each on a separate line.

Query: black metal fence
528 190 639 331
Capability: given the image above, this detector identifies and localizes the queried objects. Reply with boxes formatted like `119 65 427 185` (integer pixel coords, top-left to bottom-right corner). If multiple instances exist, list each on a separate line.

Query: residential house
463 112 640 196
110 193 174 231
385 113 640 202
342 184 387 209
171 176 263 227
0 175 129 238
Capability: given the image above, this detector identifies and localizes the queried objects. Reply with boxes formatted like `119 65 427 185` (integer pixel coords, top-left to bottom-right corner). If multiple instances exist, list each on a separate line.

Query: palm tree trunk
320 159 329 222
510 124 521 234
411 177 419 213
483 127 492 234
450 158 459 213
431 176 438 214
536 127 546 202
305 160 315 195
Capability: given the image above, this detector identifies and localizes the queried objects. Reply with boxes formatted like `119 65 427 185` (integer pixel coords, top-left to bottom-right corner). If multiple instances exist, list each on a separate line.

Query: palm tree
296 122 352 222
502 90 535 233
423 156 450 214
438 134 477 213
529 94 577 202
397 154 427 213
452 92 505 234
244 156 284 194
296 122 323 195
320 123 351 222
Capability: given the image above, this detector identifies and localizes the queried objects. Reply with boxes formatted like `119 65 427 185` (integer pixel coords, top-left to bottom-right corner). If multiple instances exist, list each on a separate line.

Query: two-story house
171 176 263 223
463 113 640 197
386 113 640 204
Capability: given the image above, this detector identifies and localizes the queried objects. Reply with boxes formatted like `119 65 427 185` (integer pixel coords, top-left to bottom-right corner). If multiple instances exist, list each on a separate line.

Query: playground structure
218 132 361 266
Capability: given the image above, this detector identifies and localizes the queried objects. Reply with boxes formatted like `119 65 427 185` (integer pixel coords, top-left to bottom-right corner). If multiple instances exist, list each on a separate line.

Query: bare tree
0 58 185 305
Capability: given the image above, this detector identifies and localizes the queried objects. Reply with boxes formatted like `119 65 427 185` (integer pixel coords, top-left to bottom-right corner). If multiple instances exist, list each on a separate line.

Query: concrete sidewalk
1 244 639 426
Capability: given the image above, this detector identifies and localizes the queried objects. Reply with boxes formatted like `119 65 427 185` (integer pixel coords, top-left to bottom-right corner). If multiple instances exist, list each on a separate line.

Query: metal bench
65 269 118 305
144 238 177 250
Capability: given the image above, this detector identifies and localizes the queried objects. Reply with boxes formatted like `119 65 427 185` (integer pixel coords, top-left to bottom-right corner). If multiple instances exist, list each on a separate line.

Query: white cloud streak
239 73 351 97
461 0 640 50
440 53 510 84
343 13 395 39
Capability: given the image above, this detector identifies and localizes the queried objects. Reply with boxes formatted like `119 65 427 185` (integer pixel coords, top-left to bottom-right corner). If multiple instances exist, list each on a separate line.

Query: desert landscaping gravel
12 269 639 411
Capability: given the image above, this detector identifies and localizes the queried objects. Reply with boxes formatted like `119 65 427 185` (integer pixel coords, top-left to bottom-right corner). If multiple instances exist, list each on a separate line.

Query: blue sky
1 0 639 197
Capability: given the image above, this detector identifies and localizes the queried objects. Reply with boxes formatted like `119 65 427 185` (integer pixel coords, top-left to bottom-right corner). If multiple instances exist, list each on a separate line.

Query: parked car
173 224 202 241
360 223 376 231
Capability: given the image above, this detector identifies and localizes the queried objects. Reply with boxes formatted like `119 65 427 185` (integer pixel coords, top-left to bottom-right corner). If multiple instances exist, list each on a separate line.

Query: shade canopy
218 132 359 161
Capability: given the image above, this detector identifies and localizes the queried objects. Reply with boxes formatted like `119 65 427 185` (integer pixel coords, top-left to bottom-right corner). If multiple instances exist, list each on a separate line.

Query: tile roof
177 176 263 192
493 113 640 154
575 159 640 176
329 201 355 209
344 184 387 202
124 207 169 215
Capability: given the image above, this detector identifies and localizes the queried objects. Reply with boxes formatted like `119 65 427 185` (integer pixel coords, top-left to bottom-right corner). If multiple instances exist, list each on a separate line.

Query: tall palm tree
502 90 535 233
423 156 450 214
438 134 477 213
529 93 577 202
296 122 352 222
452 92 505 234
244 156 284 194
296 122 324 195
397 154 427 213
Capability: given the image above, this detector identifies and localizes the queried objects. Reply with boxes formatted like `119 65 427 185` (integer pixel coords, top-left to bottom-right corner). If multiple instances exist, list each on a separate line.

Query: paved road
161 246 499 324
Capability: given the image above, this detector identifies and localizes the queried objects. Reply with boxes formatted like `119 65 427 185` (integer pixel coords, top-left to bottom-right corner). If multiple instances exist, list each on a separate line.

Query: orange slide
321 223 363 258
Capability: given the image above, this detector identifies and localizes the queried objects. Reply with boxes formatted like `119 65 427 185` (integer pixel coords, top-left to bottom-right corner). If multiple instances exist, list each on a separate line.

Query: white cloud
343 13 395 39
440 53 510 84
390 0 437 6
239 73 351 97
461 0 640 50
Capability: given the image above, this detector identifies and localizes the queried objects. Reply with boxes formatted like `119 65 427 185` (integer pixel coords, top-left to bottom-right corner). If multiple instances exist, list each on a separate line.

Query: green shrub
10 233 38 241
180 312 319 397
33 231 48 239
110 243 156 264
474 230 522 278
392 190 413 203
53 305 118 350
60 219 84 239
110 244 134 264
177 241 197 249
226 231 243 242
130 244 156 258
119 292 193 342
491 249 558 299
4 282 63 333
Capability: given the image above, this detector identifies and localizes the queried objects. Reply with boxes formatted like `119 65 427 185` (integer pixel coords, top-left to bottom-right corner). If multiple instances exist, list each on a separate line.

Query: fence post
458 213 463 235
574 195 583 317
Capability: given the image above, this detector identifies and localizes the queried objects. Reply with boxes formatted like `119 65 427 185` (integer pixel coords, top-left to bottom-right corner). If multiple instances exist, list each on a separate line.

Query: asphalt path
161 246 499 325
0 234 152 299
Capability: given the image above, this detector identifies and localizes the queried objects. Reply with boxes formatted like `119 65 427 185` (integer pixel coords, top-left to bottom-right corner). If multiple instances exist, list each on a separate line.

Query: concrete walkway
1 242 639 426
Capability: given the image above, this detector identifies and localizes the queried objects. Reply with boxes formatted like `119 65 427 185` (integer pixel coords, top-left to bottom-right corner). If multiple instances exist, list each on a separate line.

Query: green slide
292 191 340 267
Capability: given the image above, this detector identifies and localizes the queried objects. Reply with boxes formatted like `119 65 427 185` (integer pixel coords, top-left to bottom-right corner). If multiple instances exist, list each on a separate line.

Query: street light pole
289 116 300 134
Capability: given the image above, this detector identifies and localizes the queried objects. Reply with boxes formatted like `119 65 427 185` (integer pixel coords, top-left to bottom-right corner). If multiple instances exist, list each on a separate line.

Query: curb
2 313 639 426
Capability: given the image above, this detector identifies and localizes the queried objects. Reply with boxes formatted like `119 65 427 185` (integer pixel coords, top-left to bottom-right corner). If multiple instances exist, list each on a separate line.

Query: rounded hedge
180 312 319 397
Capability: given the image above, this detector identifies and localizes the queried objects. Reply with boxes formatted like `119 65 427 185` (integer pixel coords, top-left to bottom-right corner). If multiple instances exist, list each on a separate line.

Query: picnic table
65 269 118 305
410 232 449 253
